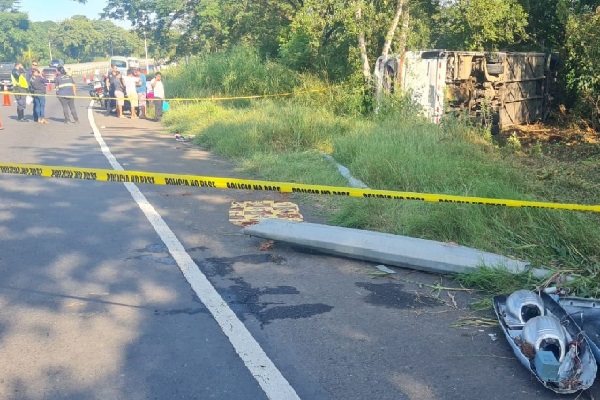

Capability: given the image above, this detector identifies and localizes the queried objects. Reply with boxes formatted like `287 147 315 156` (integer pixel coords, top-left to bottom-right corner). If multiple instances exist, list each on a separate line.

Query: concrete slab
244 219 548 277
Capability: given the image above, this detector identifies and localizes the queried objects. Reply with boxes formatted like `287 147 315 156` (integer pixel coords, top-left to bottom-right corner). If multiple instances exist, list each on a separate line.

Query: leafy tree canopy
435 0 528 51
0 0 20 12
0 9 29 60
102 0 302 59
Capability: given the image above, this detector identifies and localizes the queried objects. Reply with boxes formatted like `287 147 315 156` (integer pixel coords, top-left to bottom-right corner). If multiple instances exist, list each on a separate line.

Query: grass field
158 47 600 299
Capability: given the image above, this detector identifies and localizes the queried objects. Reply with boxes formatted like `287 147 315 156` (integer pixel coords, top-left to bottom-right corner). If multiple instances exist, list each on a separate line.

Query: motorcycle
89 80 104 106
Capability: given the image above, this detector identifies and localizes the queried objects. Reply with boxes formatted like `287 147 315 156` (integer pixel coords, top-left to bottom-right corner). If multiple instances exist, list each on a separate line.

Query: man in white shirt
150 72 165 122
123 69 140 119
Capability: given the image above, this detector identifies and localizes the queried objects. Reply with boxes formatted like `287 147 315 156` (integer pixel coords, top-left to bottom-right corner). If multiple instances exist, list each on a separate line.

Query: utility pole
141 10 150 73
144 31 149 73
48 41 52 61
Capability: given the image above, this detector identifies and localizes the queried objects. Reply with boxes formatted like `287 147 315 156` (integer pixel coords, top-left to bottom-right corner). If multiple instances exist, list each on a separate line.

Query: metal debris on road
375 265 396 274
494 290 597 393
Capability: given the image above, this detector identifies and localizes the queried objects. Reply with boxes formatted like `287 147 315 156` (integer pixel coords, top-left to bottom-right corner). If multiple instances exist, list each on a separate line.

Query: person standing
11 62 29 122
55 66 79 124
29 68 49 123
135 68 147 118
114 71 126 118
105 64 119 113
150 72 164 122
26 61 39 82
123 68 139 119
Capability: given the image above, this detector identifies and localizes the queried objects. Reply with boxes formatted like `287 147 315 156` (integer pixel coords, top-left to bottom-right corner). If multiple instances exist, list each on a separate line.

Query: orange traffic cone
83 75 88 84
3 86 11 107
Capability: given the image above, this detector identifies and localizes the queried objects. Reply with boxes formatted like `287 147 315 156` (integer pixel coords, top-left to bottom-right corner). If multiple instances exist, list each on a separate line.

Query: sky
19 0 131 29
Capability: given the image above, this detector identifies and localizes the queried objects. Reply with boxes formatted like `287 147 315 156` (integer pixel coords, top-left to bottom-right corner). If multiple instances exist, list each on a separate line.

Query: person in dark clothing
55 66 79 123
11 62 29 122
29 68 49 123
105 64 119 113
26 61 39 82
113 71 126 118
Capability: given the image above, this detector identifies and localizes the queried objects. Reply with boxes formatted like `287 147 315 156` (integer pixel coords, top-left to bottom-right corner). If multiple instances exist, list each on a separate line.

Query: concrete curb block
244 219 550 278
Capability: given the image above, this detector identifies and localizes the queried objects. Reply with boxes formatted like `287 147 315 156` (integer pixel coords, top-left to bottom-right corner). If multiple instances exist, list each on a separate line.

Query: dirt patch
497 106 599 151
499 122 599 147
496 120 599 208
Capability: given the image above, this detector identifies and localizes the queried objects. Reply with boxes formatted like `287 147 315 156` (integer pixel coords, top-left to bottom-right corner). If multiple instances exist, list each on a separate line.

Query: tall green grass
163 45 367 118
165 46 301 100
330 115 600 270
160 47 600 297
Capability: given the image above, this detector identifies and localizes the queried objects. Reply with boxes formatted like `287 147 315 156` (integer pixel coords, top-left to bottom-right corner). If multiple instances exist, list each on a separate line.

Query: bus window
110 57 128 74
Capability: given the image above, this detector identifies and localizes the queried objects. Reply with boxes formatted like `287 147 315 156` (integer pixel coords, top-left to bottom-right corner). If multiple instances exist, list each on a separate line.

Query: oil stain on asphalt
129 243 177 265
200 254 286 277
196 255 333 327
154 308 207 316
356 282 442 309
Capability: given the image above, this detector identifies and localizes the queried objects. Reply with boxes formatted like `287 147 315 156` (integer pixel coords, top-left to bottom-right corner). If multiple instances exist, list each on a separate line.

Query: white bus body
127 57 140 69
109 56 128 74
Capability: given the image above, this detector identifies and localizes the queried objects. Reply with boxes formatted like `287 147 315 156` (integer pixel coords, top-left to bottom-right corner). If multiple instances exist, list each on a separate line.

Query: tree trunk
397 1 409 56
381 0 404 56
356 3 373 113
356 5 371 84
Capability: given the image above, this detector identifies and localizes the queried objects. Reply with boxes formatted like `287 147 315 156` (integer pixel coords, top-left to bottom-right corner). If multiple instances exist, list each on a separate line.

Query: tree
279 0 433 81
102 0 302 59
0 0 20 12
0 8 30 60
381 0 406 56
516 0 600 50
435 0 528 51
26 21 58 63
93 19 139 59
563 7 600 128
518 0 567 50
52 16 103 62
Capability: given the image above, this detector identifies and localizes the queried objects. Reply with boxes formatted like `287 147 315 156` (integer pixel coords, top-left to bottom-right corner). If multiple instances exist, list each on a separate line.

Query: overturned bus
374 50 559 132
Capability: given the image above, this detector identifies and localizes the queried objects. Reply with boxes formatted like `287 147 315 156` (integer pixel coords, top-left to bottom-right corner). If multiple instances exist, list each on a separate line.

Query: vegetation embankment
161 47 600 300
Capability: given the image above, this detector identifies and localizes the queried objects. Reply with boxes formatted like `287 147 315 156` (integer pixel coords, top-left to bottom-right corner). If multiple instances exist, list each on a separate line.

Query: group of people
104 65 165 121
10 61 166 125
11 61 79 124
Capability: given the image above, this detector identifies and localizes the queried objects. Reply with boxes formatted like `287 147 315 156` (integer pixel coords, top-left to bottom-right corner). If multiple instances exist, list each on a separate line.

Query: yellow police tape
3 86 331 102
1 162 599 213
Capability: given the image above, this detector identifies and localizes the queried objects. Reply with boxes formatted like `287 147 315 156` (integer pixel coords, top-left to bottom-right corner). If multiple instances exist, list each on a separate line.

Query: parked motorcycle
89 81 104 106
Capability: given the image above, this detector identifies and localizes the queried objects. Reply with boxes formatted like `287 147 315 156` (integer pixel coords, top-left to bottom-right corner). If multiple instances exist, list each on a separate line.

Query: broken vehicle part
494 290 597 393
557 296 600 366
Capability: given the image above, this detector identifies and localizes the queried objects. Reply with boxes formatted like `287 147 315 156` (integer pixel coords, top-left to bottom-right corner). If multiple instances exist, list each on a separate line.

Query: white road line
87 103 301 400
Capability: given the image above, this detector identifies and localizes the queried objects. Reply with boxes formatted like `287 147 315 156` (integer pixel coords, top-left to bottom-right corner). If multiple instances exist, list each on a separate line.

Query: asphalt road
0 85 598 399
